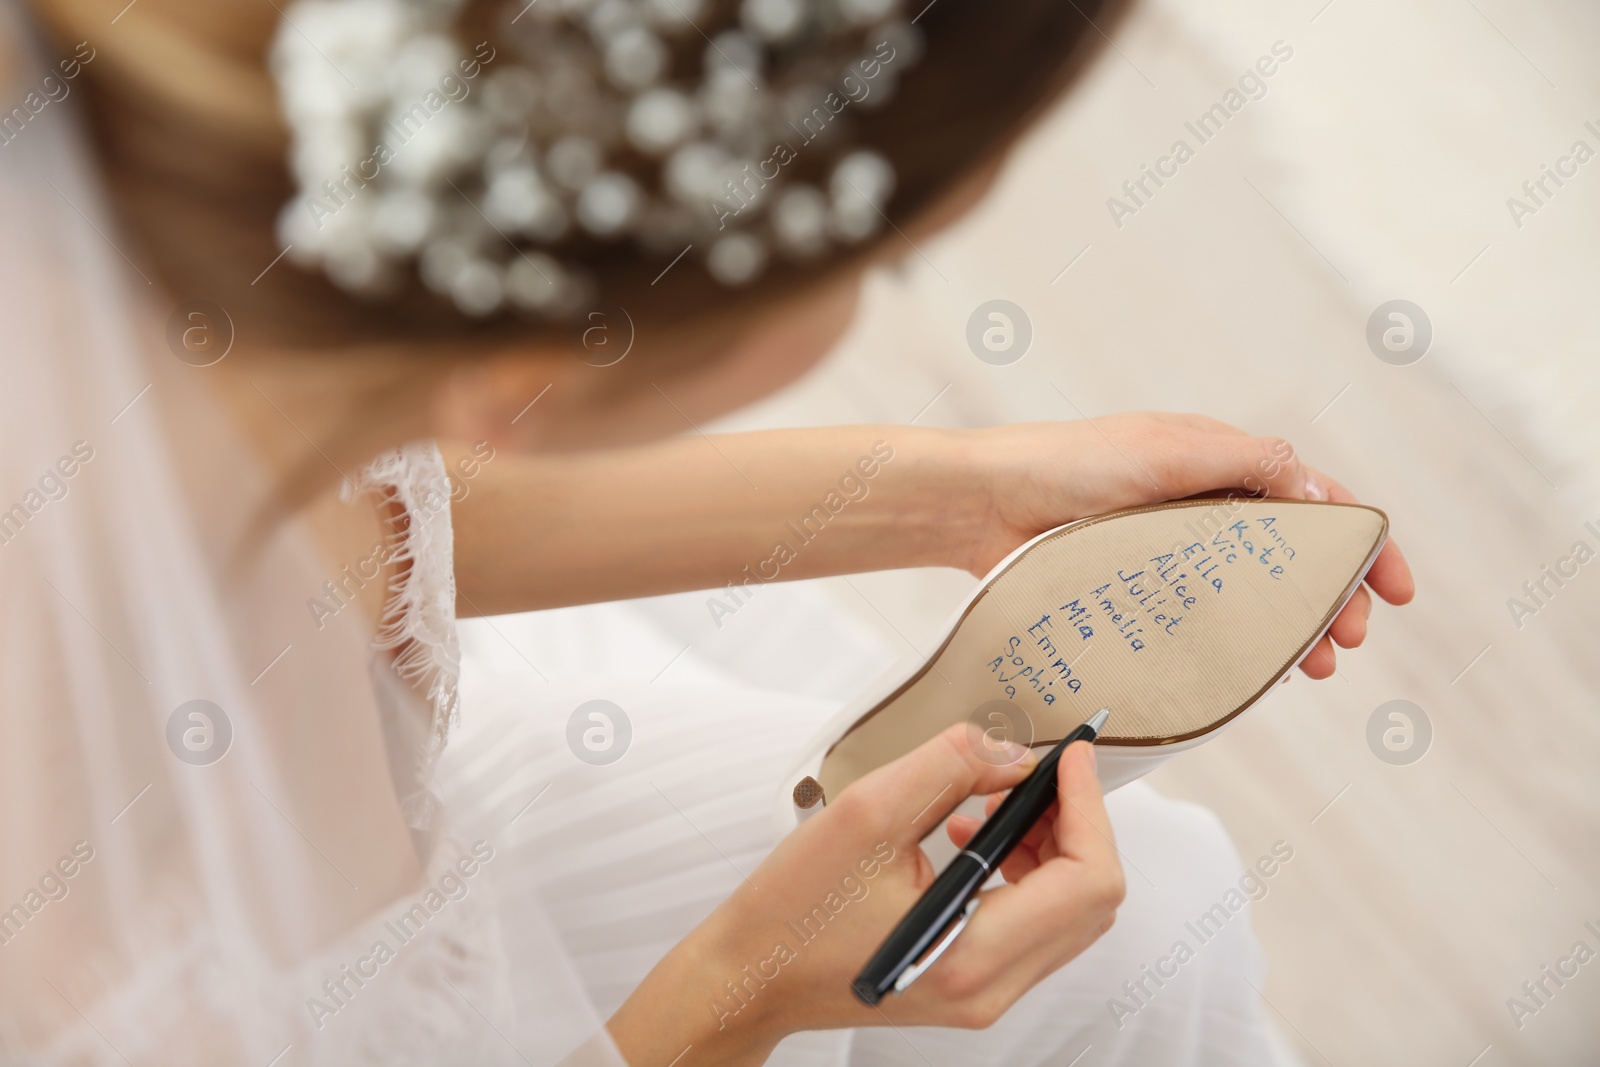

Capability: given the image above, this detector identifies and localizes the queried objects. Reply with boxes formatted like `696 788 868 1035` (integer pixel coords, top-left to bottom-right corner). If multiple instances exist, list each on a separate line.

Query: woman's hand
950 414 1415 678
606 725 1122 1066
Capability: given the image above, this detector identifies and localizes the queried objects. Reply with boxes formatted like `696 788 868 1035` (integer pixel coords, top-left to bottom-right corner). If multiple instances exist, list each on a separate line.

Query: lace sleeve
345 441 463 830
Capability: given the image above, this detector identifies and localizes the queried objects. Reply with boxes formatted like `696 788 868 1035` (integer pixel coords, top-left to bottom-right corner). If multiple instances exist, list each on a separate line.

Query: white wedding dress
0 2 1287 1063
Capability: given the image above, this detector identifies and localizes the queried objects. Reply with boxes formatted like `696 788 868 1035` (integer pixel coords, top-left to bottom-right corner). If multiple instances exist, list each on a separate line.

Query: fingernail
1086 742 1098 772
1305 472 1327 501
1005 741 1037 768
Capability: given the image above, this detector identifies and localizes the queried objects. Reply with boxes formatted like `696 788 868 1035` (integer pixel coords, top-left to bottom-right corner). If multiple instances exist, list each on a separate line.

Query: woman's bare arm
448 417 1414 675
449 425 971 616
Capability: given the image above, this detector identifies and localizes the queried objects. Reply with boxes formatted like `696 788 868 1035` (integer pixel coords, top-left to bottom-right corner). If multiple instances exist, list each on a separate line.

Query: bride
0 0 1410 1062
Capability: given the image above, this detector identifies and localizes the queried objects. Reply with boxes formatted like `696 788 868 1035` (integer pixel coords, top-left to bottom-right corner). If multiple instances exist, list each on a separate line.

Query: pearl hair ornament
270 0 920 319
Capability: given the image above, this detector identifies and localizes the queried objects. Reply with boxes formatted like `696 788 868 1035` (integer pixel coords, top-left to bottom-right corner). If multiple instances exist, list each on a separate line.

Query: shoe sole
779 497 1388 828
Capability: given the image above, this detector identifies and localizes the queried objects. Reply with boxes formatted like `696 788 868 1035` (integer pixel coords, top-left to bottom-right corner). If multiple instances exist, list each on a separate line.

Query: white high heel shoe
775 497 1388 834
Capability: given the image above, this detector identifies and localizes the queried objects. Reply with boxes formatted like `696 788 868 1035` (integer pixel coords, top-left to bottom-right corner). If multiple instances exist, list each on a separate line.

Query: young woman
0 0 1410 1062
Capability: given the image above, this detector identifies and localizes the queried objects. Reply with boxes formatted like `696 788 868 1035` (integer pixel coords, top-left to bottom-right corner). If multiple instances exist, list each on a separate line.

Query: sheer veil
0 2 622 1061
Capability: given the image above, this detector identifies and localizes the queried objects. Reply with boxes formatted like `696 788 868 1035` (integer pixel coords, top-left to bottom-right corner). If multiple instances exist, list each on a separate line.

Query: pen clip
892 897 980 995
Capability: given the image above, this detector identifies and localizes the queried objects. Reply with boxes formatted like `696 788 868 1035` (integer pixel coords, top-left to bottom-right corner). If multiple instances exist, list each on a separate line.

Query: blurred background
450 0 1600 1063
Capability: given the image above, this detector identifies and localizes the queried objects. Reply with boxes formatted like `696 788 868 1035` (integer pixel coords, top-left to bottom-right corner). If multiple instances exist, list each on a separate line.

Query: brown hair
30 0 1129 354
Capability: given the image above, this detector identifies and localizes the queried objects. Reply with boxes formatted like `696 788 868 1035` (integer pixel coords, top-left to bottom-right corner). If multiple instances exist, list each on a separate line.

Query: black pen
850 707 1110 1006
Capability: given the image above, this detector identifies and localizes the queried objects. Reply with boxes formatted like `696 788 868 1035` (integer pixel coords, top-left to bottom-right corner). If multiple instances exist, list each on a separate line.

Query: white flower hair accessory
270 0 921 318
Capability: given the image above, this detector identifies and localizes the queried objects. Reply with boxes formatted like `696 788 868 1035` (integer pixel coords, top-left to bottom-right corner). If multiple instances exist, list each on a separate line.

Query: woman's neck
207 344 439 508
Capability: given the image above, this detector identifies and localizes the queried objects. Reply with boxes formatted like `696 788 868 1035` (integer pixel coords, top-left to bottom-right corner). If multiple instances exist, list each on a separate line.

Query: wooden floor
702 3 1600 1063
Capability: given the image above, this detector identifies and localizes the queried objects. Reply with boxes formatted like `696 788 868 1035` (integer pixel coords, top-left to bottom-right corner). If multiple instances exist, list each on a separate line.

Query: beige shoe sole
778 497 1388 832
